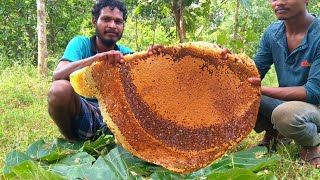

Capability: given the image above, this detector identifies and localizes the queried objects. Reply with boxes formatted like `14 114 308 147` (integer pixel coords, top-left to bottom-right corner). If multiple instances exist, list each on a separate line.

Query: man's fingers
98 51 124 66
148 46 153 55
119 53 124 63
248 77 261 86
221 48 231 60
148 45 164 56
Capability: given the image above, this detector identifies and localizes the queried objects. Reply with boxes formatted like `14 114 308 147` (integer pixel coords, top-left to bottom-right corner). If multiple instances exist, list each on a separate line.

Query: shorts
73 98 112 140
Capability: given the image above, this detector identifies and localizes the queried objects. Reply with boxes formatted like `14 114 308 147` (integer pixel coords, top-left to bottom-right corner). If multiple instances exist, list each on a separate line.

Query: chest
286 33 305 53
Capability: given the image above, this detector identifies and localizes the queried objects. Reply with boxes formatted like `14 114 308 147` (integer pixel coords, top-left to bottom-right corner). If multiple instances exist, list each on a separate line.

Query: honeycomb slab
70 42 261 174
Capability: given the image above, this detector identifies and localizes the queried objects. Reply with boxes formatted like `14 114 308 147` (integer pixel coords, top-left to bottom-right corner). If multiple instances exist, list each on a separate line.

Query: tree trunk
172 0 186 43
233 0 240 39
37 0 48 76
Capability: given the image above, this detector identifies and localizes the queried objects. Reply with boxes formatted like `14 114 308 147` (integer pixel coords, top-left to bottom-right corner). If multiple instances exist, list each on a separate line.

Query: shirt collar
275 18 319 53
90 35 119 54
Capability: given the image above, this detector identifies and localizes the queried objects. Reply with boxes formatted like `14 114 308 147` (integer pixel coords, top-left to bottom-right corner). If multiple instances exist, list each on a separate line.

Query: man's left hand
248 77 261 86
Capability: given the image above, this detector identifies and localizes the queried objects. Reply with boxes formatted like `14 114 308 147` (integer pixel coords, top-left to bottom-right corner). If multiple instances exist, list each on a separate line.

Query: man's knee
48 80 75 108
272 101 306 137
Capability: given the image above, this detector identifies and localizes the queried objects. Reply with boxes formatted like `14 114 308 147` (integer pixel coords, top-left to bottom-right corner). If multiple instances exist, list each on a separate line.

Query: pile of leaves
1 134 280 179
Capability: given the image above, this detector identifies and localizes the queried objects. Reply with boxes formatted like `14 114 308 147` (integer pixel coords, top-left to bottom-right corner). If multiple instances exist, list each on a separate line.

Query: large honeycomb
70 42 261 174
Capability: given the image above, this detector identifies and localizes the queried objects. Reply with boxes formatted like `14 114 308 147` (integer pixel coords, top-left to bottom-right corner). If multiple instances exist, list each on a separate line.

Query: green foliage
0 0 93 64
0 63 60 169
1 134 280 180
2 0 320 66
262 65 278 87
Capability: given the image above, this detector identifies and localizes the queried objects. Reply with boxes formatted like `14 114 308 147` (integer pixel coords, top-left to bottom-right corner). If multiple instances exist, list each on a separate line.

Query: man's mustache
275 7 289 13
104 31 118 35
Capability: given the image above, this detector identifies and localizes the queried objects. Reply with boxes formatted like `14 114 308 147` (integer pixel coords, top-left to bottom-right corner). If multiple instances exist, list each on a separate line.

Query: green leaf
26 139 79 162
207 168 266 180
55 152 96 166
228 146 281 172
81 134 115 155
49 163 93 179
9 160 66 180
48 146 150 180
185 146 280 178
47 152 96 178
150 171 185 179
94 145 145 179
3 150 33 174
74 145 157 179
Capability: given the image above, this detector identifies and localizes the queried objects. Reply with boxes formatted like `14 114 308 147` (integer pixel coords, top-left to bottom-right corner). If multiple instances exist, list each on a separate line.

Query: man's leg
272 101 320 167
254 95 286 146
272 101 320 147
47 80 81 140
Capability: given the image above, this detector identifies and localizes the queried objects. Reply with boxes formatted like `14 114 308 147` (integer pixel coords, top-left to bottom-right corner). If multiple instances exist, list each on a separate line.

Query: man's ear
92 17 97 27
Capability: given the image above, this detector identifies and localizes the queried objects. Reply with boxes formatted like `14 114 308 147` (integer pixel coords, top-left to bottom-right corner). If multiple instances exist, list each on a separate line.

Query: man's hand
96 50 124 65
148 45 164 56
221 48 231 60
248 77 261 86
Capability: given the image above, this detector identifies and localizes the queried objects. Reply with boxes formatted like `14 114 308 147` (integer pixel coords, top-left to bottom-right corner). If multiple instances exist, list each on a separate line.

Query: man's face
270 0 307 20
93 7 124 47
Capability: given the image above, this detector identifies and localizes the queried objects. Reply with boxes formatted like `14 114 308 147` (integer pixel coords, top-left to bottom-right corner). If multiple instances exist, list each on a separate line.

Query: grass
0 62 319 179
0 63 60 170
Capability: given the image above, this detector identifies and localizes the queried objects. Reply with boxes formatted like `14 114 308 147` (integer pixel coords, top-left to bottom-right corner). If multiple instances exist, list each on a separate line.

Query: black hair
92 0 128 21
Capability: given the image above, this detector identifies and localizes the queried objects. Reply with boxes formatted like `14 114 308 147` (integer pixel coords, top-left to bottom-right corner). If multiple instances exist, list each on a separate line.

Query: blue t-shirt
61 36 134 62
254 17 320 105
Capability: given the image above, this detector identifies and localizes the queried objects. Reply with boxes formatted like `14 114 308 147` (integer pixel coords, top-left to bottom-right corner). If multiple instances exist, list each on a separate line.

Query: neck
95 37 115 52
285 11 315 34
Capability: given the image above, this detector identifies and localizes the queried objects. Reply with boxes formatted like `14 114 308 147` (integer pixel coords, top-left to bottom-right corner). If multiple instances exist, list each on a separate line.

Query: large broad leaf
81 134 115 155
2 137 281 179
148 146 280 179
85 145 154 180
26 139 79 162
48 152 96 178
150 168 277 180
5 160 65 180
226 146 281 172
2 150 33 174
187 146 281 178
206 168 277 180
48 145 151 180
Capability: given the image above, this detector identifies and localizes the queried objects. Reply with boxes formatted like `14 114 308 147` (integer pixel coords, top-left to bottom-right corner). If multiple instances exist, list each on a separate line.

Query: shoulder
312 17 320 28
264 21 284 35
308 18 320 46
116 44 134 53
260 21 284 44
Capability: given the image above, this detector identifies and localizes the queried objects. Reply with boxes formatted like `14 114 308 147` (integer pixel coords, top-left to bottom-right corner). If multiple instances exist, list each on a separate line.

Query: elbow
304 85 320 105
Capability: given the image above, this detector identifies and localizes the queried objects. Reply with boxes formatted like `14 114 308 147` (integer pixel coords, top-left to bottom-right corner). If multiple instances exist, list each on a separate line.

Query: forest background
1 0 320 179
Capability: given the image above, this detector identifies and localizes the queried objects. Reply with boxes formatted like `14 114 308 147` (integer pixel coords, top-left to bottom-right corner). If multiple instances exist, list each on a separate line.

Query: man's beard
96 29 123 47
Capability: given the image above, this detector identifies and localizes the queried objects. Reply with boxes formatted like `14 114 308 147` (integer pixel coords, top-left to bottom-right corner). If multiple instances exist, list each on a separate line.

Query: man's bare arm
53 51 124 81
248 77 307 101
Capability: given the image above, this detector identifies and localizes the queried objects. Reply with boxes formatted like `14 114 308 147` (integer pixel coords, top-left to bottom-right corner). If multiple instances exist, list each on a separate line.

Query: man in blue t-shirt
249 0 320 167
47 0 164 141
